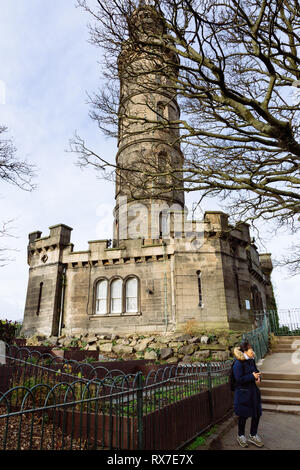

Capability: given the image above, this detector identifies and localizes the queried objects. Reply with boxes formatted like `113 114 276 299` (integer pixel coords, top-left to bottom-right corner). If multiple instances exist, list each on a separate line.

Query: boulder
188 336 201 344
181 355 193 364
134 338 154 352
200 335 210 344
87 335 98 344
175 334 192 342
112 344 133 355
160 347 173 360
193 350 210 360
144 350 158 360
168 341 184 349
179 344 196 356
155 335 173 344
165 357 178 364
211 350 230 361
99 343 113 353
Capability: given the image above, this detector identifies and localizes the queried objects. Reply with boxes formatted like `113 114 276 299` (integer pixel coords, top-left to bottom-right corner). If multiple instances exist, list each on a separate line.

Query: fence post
136 372 144 450
0 341 5 365
207 363 213 421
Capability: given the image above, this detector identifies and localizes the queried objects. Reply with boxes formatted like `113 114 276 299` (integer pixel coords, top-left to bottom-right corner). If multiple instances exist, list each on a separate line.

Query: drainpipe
163 241 168 333
58 266 67 337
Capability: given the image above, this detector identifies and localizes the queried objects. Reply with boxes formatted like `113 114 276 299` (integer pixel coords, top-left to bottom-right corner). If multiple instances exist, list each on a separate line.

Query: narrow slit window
197 271 203 307
36 282 43 316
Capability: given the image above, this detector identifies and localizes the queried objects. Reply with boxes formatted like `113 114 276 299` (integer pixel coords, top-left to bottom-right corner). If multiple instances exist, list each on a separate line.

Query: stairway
271 335 300 353
260 336 300 414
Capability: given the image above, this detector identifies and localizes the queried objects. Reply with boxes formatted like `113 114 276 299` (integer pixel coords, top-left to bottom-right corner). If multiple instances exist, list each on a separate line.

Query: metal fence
251 309 300 337
242 313 270 362
0 353 232 450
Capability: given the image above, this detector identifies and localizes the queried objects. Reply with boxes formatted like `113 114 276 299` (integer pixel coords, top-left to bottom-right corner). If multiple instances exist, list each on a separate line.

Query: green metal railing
0 355 232 450
242 313 270 362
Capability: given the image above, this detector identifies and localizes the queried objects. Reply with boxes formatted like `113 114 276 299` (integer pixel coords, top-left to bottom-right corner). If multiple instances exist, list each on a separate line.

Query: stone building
21 4 274 338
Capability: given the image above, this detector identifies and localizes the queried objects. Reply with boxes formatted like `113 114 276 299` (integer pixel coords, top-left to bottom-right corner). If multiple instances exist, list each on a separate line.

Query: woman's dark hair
239 341 252 352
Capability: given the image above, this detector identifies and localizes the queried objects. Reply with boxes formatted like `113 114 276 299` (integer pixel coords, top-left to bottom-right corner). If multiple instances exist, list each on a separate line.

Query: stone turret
113 3 184 245
22 224 72 337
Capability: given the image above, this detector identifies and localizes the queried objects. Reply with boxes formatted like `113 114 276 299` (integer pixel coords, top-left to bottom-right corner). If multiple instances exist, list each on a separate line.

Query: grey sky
0 0 299 322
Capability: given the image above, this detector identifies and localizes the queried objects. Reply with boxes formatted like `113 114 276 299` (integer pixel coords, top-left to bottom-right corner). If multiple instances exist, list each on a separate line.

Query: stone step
274 336 300 343
260 387 300 398
272 348 295 353
261 372 300 381
276 336 300 339
262 403 300 414
260 379 300 389
261 395 300 406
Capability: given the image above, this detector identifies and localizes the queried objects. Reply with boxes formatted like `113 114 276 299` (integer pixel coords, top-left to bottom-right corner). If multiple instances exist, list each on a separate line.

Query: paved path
258 350 300 375
212 411 300 450
211 348 300 450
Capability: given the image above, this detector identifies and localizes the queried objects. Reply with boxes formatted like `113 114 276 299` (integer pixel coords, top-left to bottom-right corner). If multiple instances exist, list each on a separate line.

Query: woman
233 341 264 448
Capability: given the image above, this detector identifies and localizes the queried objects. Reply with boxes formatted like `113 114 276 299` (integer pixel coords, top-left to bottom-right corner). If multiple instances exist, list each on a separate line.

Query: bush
0 319 21 344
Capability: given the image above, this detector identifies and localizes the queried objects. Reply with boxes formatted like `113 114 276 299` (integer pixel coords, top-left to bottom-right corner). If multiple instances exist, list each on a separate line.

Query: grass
185 425 218 450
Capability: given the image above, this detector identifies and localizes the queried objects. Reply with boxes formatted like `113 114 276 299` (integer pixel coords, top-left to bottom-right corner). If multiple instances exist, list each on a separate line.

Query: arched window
111 278 123 314
159 211 169 238
197 270 203 307
95 279 108 314
125 277 138 313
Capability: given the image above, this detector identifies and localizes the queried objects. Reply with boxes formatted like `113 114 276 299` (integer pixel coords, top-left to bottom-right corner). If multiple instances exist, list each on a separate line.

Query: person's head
239 341 254 358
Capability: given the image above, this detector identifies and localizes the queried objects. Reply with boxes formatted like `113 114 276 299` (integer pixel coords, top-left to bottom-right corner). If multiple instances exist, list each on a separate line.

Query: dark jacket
233 347 262 418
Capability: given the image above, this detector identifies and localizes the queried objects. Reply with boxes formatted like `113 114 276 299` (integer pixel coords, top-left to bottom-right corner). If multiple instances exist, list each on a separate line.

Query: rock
155 335 173 344
198 344 226 351
47 336 58 346
88 344 98 351
200 335 210 344
193 350 210 360
87 335 98 344
134 338 154 352
121 339 131 345
179 344 195 356
175 334 192 342
99 343 113 353
168 341 184 349
144 350 158 360
211 350 230 361
111 334 119 341
112 345 133 355
129 340 137 347
165 357 178 363
181 355 193 364
51 348 64 358
188 336 201 344
98 354 115 362
160 347 173 360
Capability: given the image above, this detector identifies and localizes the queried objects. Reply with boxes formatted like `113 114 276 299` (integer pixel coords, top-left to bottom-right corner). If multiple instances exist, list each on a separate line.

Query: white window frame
110 278 123 314
95 279 108 315
125 277 138 313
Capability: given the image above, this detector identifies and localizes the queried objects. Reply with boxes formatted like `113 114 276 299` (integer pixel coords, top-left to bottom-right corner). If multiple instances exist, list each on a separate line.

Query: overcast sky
0 0 299 323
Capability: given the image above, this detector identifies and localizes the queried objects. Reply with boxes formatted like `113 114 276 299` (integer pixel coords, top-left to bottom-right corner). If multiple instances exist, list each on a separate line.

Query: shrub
0 319 20 344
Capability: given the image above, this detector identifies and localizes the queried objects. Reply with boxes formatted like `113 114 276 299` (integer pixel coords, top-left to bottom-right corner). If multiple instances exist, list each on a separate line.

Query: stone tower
113 3 185 245
21 2 275 339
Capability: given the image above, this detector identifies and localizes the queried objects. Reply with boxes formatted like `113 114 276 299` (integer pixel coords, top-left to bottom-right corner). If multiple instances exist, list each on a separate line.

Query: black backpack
230 359 244 391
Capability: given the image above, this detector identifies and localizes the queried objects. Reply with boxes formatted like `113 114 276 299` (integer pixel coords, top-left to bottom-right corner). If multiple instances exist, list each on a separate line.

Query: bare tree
0 125 35 265
71 0 300 270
